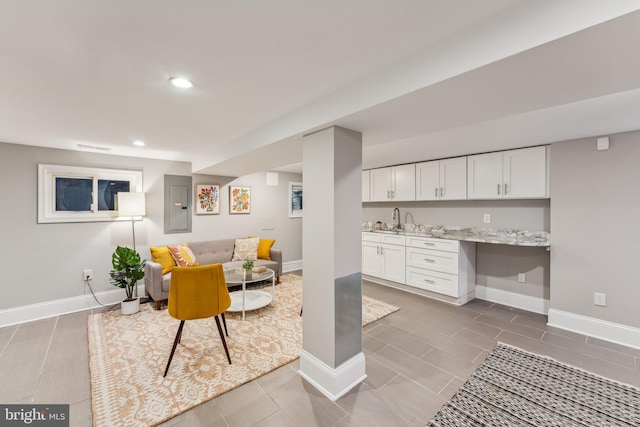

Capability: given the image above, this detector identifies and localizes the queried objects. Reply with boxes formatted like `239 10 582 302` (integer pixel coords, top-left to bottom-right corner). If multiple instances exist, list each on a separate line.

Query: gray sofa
144 239 282 310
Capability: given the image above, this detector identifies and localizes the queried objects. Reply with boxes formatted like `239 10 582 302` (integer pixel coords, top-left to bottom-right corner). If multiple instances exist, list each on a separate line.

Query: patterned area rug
88 274 398 426
429 343 640 426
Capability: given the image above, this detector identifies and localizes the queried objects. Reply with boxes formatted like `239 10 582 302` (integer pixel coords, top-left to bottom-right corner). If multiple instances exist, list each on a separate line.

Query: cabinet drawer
362 232 405 246
362 232 381 243
380 234 405 246
406 247 458 274
406 236 459 252
406 266 459 297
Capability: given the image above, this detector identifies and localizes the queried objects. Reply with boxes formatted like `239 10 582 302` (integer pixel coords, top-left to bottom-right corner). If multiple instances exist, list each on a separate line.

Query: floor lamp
117 192 146 252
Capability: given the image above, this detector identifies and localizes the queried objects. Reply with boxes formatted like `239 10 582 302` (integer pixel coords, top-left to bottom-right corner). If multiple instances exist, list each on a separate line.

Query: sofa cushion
161 271 172 292
167 243 199 267
232 237 259 261
188 239 236 265
150 246 176 275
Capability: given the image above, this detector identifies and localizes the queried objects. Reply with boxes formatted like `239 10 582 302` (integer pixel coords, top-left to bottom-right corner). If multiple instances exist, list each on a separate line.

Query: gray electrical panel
164 175 192 234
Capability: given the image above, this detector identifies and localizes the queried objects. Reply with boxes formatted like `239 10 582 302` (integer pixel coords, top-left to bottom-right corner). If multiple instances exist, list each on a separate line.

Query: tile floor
1 275 639 426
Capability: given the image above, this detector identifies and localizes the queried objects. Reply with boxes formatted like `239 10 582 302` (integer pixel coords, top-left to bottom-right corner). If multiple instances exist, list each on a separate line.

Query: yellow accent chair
164 264 232 377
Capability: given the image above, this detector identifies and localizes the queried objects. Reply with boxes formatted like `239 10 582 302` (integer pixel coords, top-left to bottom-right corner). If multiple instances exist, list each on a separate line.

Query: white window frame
38 164 143 223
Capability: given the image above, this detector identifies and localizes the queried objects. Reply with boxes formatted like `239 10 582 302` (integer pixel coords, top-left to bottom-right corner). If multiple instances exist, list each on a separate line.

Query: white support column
299 126 365 401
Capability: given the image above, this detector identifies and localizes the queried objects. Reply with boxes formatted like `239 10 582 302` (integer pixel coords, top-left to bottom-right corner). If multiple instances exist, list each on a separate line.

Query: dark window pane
291 189 303 210
55 177 93 211
98 180 130 211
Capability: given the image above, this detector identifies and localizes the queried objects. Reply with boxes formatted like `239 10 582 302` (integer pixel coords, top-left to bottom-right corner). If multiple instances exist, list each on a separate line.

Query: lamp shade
117 192 146 217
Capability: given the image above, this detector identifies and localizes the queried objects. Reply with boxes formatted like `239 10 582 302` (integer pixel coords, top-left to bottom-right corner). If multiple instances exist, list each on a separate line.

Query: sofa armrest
144 261 164 303
269 249 282 278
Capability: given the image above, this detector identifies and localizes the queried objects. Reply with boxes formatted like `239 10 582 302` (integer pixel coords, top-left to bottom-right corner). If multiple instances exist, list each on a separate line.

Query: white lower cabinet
405 237 475 301
363 232 476 304
362 233 406 284
406 267 459 296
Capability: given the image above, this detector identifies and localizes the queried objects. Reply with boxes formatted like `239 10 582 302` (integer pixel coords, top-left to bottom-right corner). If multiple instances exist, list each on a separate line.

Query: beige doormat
88 274 398 426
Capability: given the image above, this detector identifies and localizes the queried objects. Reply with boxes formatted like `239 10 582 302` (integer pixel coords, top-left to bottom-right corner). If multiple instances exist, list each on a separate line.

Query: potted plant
109 246 146 315
242 260 254 280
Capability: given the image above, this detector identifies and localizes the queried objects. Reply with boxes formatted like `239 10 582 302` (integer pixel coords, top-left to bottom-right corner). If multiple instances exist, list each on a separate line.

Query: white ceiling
1 1 639 176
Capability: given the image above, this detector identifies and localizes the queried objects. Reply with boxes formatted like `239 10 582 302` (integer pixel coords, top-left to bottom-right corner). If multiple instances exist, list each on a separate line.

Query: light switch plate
483 214 491 224
594 292 606 306
517 273 525 283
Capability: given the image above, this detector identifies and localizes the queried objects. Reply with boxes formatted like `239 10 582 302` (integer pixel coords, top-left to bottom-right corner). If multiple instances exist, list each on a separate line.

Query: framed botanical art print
229 186 251 214
195 184 220 214
289 182 302 218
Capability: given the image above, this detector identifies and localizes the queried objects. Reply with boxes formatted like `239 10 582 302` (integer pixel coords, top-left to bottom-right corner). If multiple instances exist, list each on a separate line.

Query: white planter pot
121 298 140 315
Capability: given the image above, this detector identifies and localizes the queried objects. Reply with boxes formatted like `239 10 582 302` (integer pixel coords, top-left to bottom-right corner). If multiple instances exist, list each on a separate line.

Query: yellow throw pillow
248 236 276 260
150 246 176 275
167 243 200 267
257 238 275 260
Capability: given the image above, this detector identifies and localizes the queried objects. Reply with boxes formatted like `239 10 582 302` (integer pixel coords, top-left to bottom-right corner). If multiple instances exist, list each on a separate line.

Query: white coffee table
224 268 275 320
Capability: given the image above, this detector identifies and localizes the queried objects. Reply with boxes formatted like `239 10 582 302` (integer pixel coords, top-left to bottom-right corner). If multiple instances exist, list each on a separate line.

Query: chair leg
221 312 229 337
300 306 303 316
155 300 162 310
164 320 185 377
214 316 232 364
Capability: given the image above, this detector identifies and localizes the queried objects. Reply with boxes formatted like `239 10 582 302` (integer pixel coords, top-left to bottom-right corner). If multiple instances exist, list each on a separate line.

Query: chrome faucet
392 207 400 231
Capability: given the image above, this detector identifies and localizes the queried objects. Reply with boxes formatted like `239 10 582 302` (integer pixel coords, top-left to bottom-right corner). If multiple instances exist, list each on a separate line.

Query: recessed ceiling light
169 77 193 89
133 140 145 147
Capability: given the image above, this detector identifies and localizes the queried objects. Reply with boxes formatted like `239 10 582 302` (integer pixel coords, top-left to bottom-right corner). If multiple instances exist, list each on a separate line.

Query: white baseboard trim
298 349 366 401
283 260 303 273
475 285 549 315
0 283 143 328
459 290 476 306
548 309 640 350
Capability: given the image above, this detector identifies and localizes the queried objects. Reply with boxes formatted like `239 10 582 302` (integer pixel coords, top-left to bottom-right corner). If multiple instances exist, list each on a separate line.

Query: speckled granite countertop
362 225 550 247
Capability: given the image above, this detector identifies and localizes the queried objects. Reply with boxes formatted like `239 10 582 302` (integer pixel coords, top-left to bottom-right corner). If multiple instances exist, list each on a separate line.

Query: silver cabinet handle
423 242 435 246
380 247 384 255
423 258 435 263
497 184 501 195
441 187 444 197
376 246 380 255
435 188 438 197
424 279 435 284
504 183 508 194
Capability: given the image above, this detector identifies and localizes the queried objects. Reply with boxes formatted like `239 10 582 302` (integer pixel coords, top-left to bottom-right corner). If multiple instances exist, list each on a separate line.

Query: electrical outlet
483 214 491 224
83 269 93 281
594 292 606 307
517 273 525 283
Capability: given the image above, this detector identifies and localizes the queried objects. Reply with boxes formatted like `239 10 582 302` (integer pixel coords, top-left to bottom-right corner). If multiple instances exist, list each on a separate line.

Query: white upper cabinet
467 146 547 199
416 157 467 200
362 170 370 202
467 152 503 199
503 146 547 198
370 164 415 201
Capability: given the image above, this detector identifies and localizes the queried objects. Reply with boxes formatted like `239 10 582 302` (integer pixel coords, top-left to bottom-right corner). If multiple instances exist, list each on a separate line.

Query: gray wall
549 131 640 328
363 199 551 299
0 142 302 310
